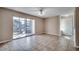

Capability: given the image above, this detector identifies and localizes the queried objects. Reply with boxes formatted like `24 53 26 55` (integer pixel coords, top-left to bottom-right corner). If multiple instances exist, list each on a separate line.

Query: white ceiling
6 7 75 18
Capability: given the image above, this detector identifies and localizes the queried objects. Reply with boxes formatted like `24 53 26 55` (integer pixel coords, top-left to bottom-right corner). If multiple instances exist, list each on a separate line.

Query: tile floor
0 34 77 51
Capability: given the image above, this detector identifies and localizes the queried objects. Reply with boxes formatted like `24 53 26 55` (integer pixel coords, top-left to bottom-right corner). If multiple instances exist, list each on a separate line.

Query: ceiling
6 7 75 18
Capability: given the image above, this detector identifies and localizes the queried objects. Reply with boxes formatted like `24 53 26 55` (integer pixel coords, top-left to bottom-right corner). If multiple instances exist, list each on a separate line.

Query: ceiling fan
29 7 46 16
39 7 44 15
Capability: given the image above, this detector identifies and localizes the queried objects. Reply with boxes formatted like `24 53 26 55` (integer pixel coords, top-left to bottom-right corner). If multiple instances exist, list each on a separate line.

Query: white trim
43 34 60 37
73 8 76 48
74 45 79 48
0 40 12 44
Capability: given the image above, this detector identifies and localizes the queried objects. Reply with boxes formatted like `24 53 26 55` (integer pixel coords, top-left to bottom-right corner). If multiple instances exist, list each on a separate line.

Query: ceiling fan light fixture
38 7 44 16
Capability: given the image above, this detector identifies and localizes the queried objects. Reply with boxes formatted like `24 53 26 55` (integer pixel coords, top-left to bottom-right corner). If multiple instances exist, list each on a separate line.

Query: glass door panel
19 18 27 37
26 19 32 35
13 16 21 39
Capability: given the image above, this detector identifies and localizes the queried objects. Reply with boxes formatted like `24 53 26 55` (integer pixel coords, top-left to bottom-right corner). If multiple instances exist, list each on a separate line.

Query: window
13 16 35 39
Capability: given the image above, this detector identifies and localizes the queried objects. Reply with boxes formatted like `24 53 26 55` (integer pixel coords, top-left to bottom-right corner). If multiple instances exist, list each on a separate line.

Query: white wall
45 16 60 36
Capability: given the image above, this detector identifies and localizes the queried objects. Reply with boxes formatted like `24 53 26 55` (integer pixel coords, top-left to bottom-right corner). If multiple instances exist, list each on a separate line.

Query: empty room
0 7 79 51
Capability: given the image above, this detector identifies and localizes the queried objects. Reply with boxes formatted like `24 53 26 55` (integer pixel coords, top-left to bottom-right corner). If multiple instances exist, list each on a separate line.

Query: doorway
60 14 74 39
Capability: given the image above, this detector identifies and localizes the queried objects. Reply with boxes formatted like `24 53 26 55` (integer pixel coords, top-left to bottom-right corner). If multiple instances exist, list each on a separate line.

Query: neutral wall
0 8 44 43
45 16 60 36
0 8 13 42
35 19 44 34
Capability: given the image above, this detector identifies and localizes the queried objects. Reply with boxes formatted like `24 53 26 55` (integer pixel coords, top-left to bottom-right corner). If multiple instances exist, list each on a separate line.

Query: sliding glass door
13 16 21 39
19 18 27 37
13 16 35 39
26 19 34 36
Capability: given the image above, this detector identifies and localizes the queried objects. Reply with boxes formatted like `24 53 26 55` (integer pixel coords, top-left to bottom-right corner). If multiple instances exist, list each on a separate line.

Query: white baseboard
73 41 79 48
35 33 44 35
45 34 60 36
74 46 79 48
0 39 12 44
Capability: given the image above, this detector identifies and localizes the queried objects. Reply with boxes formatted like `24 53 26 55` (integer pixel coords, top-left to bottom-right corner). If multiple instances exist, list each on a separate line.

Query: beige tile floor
0 34 77 51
